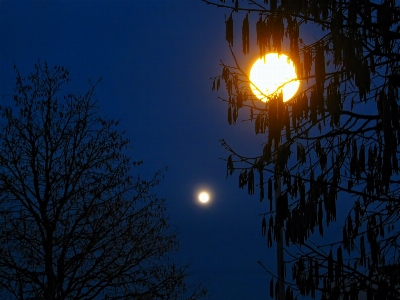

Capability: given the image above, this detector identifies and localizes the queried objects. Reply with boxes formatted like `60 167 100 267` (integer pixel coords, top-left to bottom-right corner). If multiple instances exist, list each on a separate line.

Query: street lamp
250 53 300 102
249 53 300 300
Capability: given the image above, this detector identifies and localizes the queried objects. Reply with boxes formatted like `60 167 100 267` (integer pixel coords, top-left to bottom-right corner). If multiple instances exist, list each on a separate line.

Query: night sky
0 1 284 299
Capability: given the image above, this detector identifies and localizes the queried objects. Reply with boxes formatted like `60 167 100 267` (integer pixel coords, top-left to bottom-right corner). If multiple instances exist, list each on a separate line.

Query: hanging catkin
315 42 326 115
256 16 268 58
242 14 249 54
262 216 266 236
228 106 232 125
248 168 254 195
226 13 234 46
318 200 323 237
328 249 333 282
268 178 273 211
260 169 264 201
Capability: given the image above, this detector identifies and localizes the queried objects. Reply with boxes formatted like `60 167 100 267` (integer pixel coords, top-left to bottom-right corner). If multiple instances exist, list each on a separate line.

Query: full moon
198 192 210 203
250 53 300 102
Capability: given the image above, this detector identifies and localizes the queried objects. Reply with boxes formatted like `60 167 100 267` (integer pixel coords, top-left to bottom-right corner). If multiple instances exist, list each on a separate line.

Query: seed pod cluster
291 93 310 127
297 144 306 164
263 141 272 162
256 13 286 57
239 169 248 189
303 49 312 82
267 93 285 145
326 77 342 128
286 184 326 246
325 184 337 227
287 17 300 77
377 89 399 183
271 15 284 53
255 113 268 134
367 214 379 264
275 144 291 176
256 16 269 58
349 138 362 180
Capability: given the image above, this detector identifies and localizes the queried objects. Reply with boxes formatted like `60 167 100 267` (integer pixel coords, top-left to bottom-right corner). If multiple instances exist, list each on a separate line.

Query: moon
250 53 300 102
198 192 210 204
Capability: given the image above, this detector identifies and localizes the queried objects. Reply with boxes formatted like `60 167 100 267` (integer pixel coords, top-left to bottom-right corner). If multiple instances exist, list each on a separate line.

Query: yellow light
250 53 300 102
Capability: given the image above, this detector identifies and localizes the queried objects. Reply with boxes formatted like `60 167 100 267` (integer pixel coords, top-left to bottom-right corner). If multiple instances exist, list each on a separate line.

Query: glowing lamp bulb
250 53 300 102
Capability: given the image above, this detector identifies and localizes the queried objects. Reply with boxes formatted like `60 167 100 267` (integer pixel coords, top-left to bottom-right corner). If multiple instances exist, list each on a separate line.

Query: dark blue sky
0 1 283 299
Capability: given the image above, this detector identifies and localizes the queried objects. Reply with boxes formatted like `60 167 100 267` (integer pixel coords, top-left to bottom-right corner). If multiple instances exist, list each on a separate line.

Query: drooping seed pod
268 177 273 200
263 141 272 162
300 183 305 210
260 115 265 134
260 169 264 201
227 154 234 175
359 144 365 172
242 14 250 54
226 13 234 47
256 16 268 58
236 91 243 108
268 227 272 247
233 107 238 124
222 67 227 82
318 200 323 237
262 216 266 236
328 248 333 282
303 49 312 83
228 106 232 125
337 246 343 274
360 234 366 267
248 168 254 195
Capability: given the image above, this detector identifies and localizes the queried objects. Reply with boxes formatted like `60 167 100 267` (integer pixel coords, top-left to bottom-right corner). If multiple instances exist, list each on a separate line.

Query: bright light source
250 53 300 102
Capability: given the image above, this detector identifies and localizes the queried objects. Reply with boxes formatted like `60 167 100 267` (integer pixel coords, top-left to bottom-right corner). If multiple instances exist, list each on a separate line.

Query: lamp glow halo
250 53 300 102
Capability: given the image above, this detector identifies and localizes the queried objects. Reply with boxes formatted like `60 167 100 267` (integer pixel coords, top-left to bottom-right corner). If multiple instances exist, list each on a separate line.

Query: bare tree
0 63 207 300
205 0 400 299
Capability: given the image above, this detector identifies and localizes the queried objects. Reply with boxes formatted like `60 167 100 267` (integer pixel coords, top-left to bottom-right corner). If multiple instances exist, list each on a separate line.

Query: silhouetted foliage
205 0 400 299
0 63 207 300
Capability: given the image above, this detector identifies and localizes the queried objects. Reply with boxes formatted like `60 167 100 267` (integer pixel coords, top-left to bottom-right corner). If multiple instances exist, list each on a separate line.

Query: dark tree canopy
205 0 400 299
0 63 207 300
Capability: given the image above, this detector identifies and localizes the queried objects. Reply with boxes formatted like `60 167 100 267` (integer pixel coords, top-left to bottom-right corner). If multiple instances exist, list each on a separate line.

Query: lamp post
249 53 299 300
